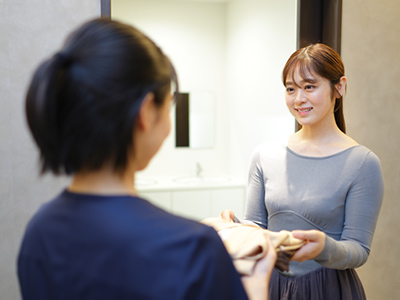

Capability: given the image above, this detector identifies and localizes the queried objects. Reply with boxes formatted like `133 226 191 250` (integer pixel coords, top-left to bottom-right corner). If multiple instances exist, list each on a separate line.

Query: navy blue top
18 190 247 299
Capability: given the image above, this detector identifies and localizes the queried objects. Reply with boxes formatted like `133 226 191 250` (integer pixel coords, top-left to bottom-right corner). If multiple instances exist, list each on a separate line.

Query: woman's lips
295 107 313 115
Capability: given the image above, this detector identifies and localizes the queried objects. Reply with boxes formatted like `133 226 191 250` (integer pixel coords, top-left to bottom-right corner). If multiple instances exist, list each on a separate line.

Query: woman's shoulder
347 144 381 162
347 144 382 172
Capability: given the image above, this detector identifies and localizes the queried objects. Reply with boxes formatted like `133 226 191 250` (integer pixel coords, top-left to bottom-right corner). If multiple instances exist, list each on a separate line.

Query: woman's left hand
218 209 236 222
290 230 326 262
241 236 277 300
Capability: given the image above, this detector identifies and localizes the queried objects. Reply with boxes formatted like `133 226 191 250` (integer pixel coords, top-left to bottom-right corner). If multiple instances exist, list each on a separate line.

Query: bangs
284 56 319 87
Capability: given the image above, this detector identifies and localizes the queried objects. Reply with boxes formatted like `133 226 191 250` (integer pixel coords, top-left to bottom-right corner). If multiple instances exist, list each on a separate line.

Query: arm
220 147 268 228
292 151 384 269
241 237 277 300
244 147 268 229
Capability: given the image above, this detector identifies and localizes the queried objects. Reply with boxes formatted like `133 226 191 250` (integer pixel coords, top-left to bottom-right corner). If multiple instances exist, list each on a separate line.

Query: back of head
282 43 346 133
26 18 178 175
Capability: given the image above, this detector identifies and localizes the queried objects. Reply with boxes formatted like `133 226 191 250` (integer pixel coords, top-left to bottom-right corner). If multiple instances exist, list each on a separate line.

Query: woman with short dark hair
18 18 276 300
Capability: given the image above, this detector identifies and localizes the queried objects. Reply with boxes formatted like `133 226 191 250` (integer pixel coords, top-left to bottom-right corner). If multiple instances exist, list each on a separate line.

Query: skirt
269 267 366 300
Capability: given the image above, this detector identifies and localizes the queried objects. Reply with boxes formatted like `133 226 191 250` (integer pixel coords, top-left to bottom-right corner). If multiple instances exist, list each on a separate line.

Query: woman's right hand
219 209 236 222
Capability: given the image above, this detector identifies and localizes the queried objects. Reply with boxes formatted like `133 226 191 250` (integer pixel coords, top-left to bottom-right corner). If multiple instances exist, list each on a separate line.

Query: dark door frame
100 0 111 18
295 0 343 130
298 0 342 54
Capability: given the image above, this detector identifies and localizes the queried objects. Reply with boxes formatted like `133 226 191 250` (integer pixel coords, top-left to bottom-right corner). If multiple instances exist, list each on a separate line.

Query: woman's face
285 67 336 128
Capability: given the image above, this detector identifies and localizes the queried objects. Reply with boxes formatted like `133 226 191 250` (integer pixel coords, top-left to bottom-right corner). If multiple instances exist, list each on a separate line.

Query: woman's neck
297 121 343 143
288 123 358 157
68 165 136 196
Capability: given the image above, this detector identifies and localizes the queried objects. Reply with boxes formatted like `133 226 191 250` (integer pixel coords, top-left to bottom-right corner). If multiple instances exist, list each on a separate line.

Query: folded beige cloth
201 217 305 275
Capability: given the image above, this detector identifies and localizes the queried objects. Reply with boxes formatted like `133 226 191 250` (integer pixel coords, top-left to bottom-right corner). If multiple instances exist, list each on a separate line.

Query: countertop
135 175 246 192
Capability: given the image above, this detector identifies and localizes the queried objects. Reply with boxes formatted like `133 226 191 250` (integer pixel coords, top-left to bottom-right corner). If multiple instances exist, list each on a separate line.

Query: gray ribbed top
244 142 384 276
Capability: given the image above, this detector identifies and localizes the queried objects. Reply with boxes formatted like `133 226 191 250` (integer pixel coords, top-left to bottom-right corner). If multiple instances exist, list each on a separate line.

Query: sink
174 176 230 184
135 178 157 187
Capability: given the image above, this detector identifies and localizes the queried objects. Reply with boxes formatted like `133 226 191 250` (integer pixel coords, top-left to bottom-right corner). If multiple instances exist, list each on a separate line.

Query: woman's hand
241 237 277 300
290 230 326 262
219 209 236 222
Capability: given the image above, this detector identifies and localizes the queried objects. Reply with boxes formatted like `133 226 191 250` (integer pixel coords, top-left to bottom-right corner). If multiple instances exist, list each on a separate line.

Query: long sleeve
244 147 268 229
314 151 384 269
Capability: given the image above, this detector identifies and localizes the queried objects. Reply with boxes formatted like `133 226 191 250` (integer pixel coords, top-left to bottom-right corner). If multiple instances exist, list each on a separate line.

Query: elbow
345 244 370 269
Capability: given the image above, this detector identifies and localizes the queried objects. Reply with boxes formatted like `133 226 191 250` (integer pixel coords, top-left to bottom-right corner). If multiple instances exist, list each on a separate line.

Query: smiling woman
221 43 384 299
283 43 347 134
284 70 346 135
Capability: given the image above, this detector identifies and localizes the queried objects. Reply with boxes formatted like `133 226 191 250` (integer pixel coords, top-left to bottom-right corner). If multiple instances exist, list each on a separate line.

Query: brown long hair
282 43 346 133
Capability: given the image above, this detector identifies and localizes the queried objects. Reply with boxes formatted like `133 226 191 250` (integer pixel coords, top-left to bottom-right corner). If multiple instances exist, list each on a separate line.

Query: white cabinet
139 187 245 221
140 191 171 212
171 190 211 221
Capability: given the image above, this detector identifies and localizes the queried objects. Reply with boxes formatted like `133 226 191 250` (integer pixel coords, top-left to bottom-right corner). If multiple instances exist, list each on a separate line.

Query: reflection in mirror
110 0 219 150
175 92 214 149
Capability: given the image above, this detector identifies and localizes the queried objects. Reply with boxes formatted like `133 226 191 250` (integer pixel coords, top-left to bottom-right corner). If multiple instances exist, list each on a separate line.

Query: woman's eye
286 87 294 93
305 85 315 90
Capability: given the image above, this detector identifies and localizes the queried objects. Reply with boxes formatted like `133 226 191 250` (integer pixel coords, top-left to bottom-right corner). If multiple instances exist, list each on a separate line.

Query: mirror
110 0 227 149
107 0 298 179
175 92 214 148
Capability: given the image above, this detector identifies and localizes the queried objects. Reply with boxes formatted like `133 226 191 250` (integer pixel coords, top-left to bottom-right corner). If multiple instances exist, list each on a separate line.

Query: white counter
135 176 246 221
135 176 246 192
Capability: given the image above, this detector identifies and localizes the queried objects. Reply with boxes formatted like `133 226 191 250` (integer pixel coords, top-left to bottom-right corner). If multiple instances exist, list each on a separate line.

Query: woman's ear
136 92 156 131
335 76 347 98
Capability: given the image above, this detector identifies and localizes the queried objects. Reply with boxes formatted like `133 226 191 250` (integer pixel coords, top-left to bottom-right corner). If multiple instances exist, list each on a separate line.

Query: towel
201 217 305 275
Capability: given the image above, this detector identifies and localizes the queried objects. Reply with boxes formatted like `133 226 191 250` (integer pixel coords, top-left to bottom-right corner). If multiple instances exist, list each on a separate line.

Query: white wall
226 0 297 180
112 0 230 179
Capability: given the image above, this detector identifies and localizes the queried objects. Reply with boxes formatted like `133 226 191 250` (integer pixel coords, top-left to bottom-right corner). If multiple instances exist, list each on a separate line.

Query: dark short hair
282 43 346 133
26 18 179 175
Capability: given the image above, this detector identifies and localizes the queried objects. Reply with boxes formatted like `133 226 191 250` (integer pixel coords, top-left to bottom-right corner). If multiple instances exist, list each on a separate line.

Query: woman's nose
294 90 307 105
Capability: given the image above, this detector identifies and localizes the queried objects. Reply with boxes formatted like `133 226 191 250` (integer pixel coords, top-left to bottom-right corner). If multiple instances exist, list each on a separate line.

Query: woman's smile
295 107 313 116
285 67 337 128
